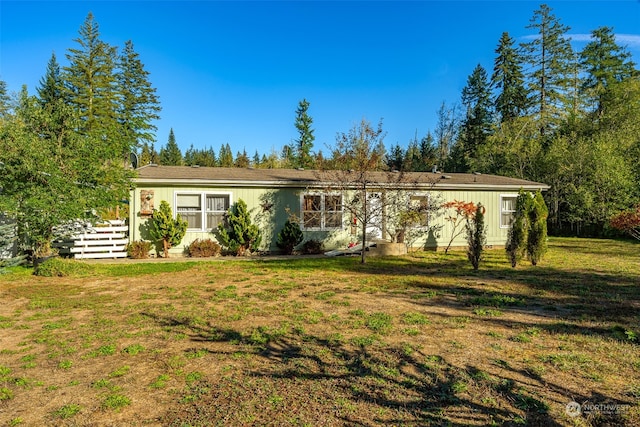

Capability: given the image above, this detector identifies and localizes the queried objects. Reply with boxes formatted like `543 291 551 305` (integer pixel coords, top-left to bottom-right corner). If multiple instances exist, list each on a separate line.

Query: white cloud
569 33 592 42
569 33 640 48
615 34 640 48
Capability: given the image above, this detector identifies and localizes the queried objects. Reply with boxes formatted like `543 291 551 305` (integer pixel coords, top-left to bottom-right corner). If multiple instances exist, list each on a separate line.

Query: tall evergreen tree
235 149 250 168
527 190 548 265
218 143 234 167
404 136 421 172
293 98 315 169
580 26 637 119
117 40 161 153
455 64 493 172
505 189 531 267
0 80 12 119
36 53 73 143
252 151 261 167
63 13 120 147
37 52 64 106
418 132 438 172
491 32 529 122
386 143 405 171
139 142 153 166
159 128 183 165
521 4 575 135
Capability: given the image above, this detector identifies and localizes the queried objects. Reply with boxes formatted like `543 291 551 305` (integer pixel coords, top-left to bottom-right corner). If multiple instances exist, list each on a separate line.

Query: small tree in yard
505 189 532 267
276 220 304 255
442 200 477 254
217 199 261 256
610 204 640 241
527 190 548 266
149 200 187 258
466 204 486 270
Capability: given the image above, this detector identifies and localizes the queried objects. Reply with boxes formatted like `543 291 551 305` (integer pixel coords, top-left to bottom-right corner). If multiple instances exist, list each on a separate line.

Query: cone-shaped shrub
505 189 532 268
276 220 304 255
217 199 261 256
527 190 548 266
466 204 486 270
149 200 188 258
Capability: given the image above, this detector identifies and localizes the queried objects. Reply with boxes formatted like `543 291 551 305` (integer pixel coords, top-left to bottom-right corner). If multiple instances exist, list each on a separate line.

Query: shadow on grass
147 310 578 426
254 246 639 326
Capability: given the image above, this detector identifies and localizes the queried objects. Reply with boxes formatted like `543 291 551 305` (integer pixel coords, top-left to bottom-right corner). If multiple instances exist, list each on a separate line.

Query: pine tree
505 189 532 267
293 99 315 169
457 64 493 172
252 151 261 167
148 200 188 258
139 142 153 166
521 4 575 135
36 53 72 143
218 143 234 167
117 40 161 154
0 80 11 119
386 143 405 171
580 26 637 119
37 52 64 106
491 32 529 122
466 204 486 270
418 132 437 172
404 136 421 172
159 128 183 165
217 199 261 256
235 149 250 168
527 190 548 265
276 220 304 255
63 13 119 146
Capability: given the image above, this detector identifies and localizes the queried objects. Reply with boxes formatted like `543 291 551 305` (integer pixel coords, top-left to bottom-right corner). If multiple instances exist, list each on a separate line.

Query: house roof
133 165 549 191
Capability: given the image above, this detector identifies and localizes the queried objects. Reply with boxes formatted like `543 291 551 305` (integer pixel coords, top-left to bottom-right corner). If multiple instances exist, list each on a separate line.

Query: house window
176 194 202 229
500 194 518 228
409 195 430 227
176 192 231 231
301 194 342 230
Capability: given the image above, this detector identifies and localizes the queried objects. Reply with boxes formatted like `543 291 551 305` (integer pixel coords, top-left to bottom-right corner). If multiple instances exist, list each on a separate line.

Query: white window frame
500 194 518 229
300 193 343 231
174 191 233 231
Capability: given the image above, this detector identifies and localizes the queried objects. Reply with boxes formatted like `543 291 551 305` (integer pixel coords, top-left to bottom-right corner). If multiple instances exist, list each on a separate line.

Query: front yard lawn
0 237 638 426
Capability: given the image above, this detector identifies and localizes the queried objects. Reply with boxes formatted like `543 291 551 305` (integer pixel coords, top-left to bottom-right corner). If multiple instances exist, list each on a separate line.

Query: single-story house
129 165 548 256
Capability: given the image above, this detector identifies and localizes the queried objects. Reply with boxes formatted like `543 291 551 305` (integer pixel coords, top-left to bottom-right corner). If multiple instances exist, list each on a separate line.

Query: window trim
300 192 343 231
408 193 431 229
499 193 518 229
174 191 233 231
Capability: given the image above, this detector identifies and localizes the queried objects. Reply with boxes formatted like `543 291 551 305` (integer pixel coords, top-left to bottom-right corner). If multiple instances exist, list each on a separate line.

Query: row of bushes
126 236 324 259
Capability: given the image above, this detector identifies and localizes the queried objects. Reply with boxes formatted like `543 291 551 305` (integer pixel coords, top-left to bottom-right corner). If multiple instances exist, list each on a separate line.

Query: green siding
129 185 520 256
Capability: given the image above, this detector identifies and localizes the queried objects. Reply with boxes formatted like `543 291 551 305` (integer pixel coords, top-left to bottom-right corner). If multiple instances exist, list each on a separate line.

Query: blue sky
2 1 639 158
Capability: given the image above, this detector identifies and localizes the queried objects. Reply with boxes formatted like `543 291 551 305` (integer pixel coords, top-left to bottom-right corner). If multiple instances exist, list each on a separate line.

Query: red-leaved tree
442 200 478 254
610 205 640 241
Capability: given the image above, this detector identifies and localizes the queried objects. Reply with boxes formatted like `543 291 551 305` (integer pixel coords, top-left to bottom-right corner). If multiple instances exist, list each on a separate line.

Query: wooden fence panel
54 220 128 259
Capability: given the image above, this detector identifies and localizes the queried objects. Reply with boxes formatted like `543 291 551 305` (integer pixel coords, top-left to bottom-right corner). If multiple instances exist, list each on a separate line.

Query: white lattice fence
55 220 128 259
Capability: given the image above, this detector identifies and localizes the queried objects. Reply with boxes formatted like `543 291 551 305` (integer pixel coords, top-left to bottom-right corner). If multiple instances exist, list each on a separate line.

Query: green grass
52 403 82 419
0 237 638 426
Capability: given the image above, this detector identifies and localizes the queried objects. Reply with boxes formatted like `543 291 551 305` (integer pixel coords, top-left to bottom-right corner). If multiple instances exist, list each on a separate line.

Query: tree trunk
163 239 170 258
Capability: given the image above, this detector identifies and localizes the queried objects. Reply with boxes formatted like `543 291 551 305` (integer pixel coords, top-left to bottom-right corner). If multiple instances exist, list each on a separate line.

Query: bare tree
318 119 442 263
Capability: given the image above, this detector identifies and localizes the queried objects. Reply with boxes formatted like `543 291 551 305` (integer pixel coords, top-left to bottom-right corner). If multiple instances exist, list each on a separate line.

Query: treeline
3 5 640 238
